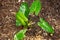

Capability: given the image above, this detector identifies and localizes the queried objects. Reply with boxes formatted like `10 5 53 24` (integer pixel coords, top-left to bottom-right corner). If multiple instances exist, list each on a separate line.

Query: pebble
43 33 48 36
50 34 53 36
38 31 42 34
18 0 21 3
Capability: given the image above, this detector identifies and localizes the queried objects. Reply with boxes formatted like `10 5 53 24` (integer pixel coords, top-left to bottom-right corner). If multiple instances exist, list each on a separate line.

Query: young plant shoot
38 18 54 34
15 0 54 40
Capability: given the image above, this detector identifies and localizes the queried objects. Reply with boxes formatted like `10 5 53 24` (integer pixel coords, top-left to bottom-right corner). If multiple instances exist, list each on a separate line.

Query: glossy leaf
16 2 29 26
14 29 27 40
19 2 29 17
17 11 28 22
38 18 54 33
30 0 41 16
16 13 26 26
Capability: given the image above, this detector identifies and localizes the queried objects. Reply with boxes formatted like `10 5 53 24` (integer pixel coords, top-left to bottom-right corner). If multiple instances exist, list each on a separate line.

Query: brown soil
0 0 60 40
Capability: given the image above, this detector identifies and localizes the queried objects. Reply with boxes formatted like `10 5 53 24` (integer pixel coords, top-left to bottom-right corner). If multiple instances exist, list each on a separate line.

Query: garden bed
0 0 60 40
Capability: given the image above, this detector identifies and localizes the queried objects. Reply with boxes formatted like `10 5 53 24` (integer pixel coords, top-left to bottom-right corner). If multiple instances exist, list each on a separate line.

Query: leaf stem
28 21 35 26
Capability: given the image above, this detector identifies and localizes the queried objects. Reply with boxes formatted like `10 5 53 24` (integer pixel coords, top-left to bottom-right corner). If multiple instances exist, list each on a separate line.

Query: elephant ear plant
14 0 54 40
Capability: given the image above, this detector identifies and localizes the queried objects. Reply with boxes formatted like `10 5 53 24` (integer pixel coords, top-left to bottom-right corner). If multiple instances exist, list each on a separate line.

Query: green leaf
38 18 54 33
16 20 21 27
16 2 29 26
16 14 26 26
17 11 28 22
14 29 27 40
30 0 41 16
38 22 49 32
19 2 29 17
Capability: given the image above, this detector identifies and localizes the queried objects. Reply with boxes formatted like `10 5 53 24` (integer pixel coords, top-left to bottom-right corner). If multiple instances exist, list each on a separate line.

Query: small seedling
14 0 54 40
